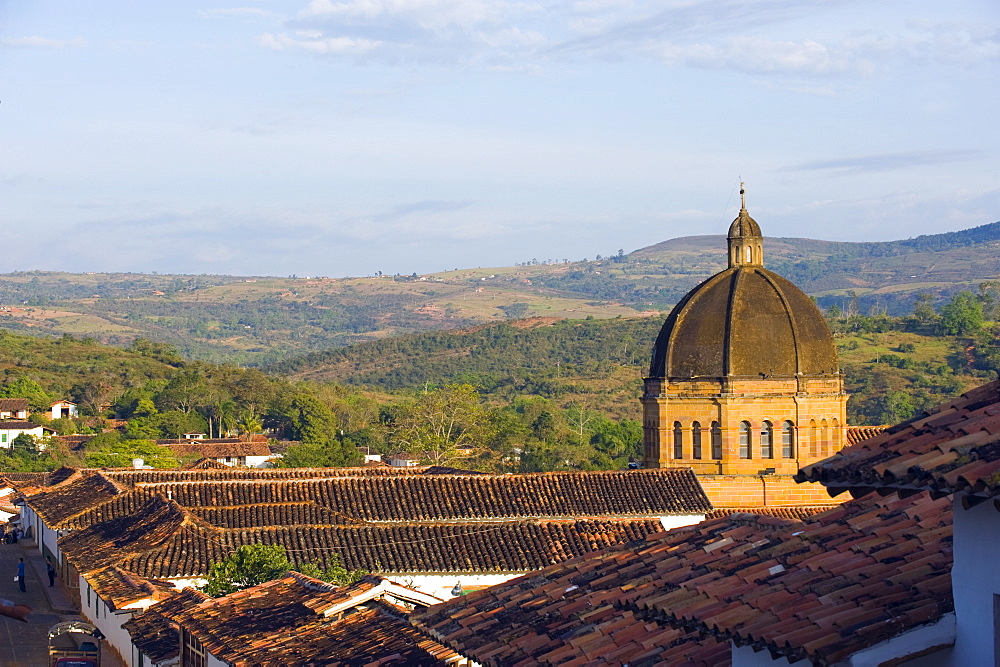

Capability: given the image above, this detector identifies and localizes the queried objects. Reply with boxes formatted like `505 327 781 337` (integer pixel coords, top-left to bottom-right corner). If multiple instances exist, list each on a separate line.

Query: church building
642 186 848 476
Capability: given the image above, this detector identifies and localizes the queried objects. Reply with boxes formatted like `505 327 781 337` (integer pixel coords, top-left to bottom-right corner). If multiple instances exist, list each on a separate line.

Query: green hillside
0 221 997 365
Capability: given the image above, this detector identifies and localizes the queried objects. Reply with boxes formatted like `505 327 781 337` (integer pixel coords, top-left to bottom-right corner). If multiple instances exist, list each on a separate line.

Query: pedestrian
46 560 56 587
16 558 24 593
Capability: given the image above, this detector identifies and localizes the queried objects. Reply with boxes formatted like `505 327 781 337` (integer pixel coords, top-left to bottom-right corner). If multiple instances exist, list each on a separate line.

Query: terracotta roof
798 379 1000 499
127 468 710 522
183 458 230 470
26 473 128 527
162 442 274 458
421 465 485 475
33 468 707 533
59 496 665 579
413 492 953 666
188 503 367 528
0 399 28 411
706 506 831 521
98 466 427 486
846 425 888 445
139 574 457 666
122 587 208 664
86 565 175 611
0 420 40 430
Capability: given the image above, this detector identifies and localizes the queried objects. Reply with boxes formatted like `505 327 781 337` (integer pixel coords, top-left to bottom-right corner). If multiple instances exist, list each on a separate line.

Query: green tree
0 377 53 412
391 384 494 464
293 553 367 586
83 438 179 469
939 291 985 336
202 544 291 597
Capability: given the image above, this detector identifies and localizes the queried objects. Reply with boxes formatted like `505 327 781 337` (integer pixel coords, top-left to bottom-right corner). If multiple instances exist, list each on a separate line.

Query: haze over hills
0 221 996 364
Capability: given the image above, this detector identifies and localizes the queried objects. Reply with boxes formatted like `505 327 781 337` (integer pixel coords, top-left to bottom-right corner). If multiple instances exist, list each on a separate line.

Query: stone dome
648 202 838 380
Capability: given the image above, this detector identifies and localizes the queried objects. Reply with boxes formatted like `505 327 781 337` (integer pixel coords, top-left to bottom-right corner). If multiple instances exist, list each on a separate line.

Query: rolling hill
0 220 996 364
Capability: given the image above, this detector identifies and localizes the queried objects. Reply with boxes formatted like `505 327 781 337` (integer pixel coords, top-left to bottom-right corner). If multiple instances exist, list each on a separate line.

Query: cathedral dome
648 266 839 379
648 192 838 380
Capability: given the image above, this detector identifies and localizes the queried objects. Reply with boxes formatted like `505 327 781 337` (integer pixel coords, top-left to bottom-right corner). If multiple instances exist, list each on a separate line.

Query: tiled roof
86 566 175 611
122 587 208 664
798 380 1000 499
162 442 274 458
0 420 40 430
183 458 230 470
412 492 953 666
34 468 707 532
188 503 366 527
26 473 127 527
421 465 485 475
99 466 426 486
705 506 831 521
142 574 458 666
0 399 28 411
128 468 711 522
846 425 888 445
59 496 664 579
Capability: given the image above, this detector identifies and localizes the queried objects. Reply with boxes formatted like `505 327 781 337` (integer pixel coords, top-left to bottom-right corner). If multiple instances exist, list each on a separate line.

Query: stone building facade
642 189 848 477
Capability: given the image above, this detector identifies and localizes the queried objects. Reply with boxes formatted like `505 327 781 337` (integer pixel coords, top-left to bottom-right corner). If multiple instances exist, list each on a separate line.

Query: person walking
46 560 56 587
16 558 25 592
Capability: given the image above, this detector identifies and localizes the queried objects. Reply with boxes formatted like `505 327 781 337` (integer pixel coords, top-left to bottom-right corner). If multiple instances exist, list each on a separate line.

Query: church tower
641 185 848 474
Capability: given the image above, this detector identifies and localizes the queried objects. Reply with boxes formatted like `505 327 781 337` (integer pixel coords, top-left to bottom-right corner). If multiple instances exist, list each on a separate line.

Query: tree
939 291 985 337
83 438 179 469
391 384 494 464
202 544 291 597
294 553 366 586
0 377 52 412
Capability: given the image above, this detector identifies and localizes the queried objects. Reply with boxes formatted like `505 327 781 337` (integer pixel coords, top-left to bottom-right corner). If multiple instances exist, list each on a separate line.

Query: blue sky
1 0 998 277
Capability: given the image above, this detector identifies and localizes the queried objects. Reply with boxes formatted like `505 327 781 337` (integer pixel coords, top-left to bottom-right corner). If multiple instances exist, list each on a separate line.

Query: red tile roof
135 574 458 666
412 492 953 665
706 506 831 521
846 425 888 445
122 587 207 664
0 399 28 411
58 496 666 580
85 566 175 611
798 379 1000 499
31 468 710 531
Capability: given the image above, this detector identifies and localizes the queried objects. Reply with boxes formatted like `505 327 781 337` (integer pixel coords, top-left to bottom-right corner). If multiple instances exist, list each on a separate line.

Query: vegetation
202 544 365 597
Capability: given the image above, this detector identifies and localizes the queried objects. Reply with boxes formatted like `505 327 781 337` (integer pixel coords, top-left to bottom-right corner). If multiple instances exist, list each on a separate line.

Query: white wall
951 496 1000 667
390 573 522 600
659 513 705 531
78 573 154 667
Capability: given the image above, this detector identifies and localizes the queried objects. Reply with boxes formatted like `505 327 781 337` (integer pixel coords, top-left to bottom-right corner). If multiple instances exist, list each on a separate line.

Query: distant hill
0 221 996 364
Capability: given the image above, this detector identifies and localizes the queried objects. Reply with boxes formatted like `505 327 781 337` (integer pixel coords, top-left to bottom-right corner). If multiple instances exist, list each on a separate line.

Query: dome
648 266 839 379
728 209 761 239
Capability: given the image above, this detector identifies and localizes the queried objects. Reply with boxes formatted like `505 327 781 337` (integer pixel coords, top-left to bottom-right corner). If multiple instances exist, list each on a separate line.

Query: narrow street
0 539 121 666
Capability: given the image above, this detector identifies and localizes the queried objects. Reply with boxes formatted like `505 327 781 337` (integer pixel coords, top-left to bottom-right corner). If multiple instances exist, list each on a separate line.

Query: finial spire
740 181 746 210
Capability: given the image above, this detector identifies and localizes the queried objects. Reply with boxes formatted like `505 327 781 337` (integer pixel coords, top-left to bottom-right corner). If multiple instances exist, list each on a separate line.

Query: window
182 629 208 667
821 419 829 456
691 422 702 459
809 420 818 457
673 422 683 459
760 421 773 459
1 434 6 443
782 421 795 458
739 422 752 459
711 422 722 460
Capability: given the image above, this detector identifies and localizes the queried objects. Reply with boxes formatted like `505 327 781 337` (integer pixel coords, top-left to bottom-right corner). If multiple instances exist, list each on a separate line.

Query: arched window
809 419 818 457
739 421 752 459
782 421 795 458
745 246 752 263
821 419 829 456
760 421 773 459
711 422 722 460
832 417 840 450
673 422 683 459
691 422 702 459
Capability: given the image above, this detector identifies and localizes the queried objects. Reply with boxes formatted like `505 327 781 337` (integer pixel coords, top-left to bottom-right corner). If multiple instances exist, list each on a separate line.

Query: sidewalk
0 540 124 666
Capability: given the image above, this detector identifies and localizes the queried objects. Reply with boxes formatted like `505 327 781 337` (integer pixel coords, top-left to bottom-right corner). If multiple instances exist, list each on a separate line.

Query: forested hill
270 317 660 393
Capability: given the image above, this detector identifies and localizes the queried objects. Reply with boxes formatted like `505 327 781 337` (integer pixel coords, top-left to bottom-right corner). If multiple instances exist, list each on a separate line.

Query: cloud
649 36 870 76
0 36 86 48
783 149 985 173
258 31 380 54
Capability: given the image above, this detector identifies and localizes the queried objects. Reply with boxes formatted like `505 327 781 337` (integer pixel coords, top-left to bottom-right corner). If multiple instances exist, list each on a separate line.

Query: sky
1 0 998 278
